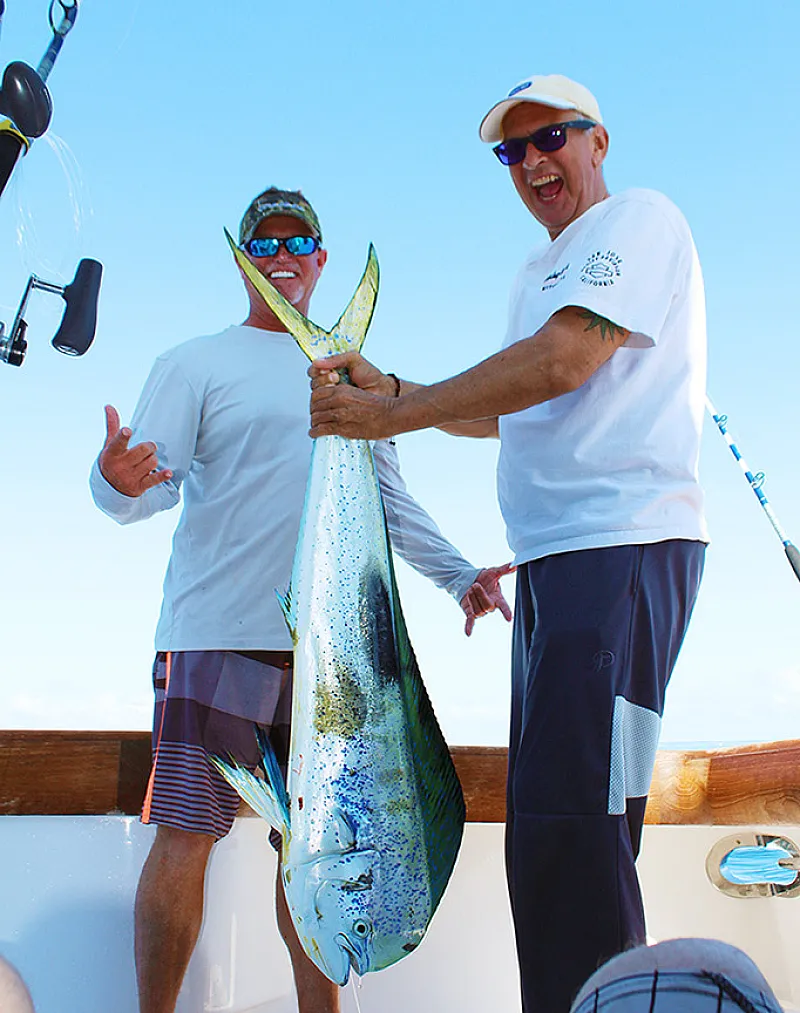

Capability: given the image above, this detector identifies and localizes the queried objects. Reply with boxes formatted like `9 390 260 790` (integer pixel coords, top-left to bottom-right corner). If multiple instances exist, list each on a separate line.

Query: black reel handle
52 258 102 355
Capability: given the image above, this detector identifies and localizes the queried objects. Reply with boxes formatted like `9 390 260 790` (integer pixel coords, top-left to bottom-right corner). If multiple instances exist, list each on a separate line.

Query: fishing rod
706 396 800 584
0 0 102 368
0 0 78 198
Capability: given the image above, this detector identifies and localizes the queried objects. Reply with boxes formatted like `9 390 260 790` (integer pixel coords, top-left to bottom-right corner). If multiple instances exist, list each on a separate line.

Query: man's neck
548 187 611 241
242 311 288 333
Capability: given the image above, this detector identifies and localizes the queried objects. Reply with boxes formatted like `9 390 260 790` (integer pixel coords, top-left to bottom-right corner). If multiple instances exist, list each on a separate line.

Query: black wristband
387 372 401 397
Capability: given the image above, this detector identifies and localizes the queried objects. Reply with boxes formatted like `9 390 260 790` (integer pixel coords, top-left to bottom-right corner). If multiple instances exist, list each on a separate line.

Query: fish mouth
335 932 368 976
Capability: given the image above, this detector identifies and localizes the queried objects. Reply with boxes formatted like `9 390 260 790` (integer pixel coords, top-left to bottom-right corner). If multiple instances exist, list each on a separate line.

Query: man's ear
317 247 329 272
592 125 610 168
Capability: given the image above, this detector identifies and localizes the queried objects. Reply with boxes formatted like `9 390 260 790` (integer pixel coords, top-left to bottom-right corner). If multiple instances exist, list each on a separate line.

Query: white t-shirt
91 325 479 651
496 188 708 564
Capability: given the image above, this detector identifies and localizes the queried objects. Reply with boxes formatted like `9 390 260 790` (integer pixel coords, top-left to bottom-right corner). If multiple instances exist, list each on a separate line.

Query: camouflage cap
238 187 323 246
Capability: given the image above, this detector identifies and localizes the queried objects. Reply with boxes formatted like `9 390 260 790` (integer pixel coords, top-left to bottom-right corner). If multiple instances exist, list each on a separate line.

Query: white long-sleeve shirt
91 325 479 651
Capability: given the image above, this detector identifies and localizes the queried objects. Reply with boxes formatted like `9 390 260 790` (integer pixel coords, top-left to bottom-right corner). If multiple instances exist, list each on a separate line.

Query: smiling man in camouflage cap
90 185 512 1013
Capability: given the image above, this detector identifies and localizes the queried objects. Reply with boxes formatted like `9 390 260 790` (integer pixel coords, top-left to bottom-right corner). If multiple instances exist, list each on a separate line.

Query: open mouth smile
530 174 564 202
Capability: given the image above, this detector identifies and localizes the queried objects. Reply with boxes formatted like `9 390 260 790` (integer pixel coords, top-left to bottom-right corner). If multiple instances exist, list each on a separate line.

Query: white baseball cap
479 74 603 143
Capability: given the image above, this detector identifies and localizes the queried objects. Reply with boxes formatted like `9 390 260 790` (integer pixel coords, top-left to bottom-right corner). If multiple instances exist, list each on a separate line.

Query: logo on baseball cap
479 74 603 143
239 187 323 247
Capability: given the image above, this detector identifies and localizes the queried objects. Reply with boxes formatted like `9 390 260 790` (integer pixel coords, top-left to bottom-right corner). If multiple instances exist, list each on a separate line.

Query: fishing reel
0 0 78 198
0 1 100 369
0 256 102 366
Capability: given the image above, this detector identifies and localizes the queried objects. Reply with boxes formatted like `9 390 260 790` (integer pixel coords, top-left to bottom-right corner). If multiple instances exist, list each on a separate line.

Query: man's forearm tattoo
577 309 626 342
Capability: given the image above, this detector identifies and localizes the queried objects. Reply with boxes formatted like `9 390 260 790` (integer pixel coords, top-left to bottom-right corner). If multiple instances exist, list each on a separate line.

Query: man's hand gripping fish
211 230 466 986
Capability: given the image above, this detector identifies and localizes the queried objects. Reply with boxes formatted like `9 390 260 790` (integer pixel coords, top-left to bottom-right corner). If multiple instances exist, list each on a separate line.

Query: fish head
294 849 379 984
293 847 430 983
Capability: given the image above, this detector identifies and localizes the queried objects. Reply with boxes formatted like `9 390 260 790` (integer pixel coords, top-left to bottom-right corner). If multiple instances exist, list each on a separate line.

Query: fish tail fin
225 228 379 359
225 227 331 360
209 731 290 837
330 244 379 354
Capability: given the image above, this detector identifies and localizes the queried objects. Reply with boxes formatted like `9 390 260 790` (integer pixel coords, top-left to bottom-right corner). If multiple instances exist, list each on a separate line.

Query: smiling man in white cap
308 75 709 1012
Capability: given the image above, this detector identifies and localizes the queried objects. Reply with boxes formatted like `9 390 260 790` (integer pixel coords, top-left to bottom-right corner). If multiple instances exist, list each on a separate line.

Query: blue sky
1 0 799 744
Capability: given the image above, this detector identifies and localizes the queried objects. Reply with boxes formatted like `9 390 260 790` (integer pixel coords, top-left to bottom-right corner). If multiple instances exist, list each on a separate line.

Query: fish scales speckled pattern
210 235 465 985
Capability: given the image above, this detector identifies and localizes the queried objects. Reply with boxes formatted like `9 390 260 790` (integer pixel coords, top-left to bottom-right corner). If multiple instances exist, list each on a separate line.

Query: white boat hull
1 815 798 1012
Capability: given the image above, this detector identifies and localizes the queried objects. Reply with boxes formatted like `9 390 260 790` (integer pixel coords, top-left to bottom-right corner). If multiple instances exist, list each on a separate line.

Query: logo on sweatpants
591 650 616 672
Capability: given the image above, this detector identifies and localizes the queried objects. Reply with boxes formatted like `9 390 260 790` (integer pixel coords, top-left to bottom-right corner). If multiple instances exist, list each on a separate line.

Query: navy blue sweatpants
507 540 705 1013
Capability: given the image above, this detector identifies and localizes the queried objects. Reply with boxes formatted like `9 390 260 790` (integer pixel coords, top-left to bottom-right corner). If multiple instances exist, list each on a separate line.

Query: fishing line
76 0 143 64
349 972 365 1013
706 396 800 583
13 129 90 278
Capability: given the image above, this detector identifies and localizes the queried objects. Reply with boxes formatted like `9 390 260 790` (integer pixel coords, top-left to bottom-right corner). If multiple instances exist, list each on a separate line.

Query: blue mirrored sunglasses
493 119 597 166
244 235 320 257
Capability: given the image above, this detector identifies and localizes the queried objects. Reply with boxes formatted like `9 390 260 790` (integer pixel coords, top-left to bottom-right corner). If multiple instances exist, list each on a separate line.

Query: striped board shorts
141 650 292 840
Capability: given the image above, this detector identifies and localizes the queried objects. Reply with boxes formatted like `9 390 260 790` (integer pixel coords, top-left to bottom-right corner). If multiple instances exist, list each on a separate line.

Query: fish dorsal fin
225 228 332 360
330 244 380 354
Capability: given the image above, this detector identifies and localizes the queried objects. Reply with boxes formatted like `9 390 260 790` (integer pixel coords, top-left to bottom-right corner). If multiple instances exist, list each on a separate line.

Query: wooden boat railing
0 732 798 825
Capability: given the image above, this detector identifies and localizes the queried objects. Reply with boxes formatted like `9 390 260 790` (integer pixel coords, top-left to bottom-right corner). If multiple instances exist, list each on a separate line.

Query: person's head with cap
479 74 610 241
238 186 328 330
570 938 784 1013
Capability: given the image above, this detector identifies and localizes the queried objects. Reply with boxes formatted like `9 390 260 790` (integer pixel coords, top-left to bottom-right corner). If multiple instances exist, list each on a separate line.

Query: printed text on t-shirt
580 250 622 287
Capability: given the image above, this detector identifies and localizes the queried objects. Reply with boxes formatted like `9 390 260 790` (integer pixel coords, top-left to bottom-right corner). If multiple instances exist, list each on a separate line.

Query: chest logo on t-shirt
580 250 622 287
541 263 570 291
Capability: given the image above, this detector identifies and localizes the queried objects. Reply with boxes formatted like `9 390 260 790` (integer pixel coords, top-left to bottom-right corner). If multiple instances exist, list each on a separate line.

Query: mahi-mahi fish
211 230 465 986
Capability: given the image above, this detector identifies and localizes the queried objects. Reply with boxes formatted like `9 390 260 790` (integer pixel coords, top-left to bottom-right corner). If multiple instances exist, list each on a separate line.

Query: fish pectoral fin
224 228 330 361
209 740 290 837
329 244 379 353
333 808 358 852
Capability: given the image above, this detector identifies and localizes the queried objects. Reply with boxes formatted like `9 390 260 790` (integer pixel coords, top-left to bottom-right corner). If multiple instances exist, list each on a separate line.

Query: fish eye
353 920 370 937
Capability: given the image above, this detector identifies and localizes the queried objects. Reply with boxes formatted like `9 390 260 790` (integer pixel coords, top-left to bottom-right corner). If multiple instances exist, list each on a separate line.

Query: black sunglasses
244 236 321 257
493 119 597 166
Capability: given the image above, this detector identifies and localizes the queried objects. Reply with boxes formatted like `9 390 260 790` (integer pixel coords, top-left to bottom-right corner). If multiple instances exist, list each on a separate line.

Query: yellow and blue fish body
212 232 465 985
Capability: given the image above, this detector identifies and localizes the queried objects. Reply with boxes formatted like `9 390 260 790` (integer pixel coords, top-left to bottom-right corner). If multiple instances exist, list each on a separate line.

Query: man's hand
98 405 173 497
460 562 516 637
309 351 396 397
310 383 398 440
